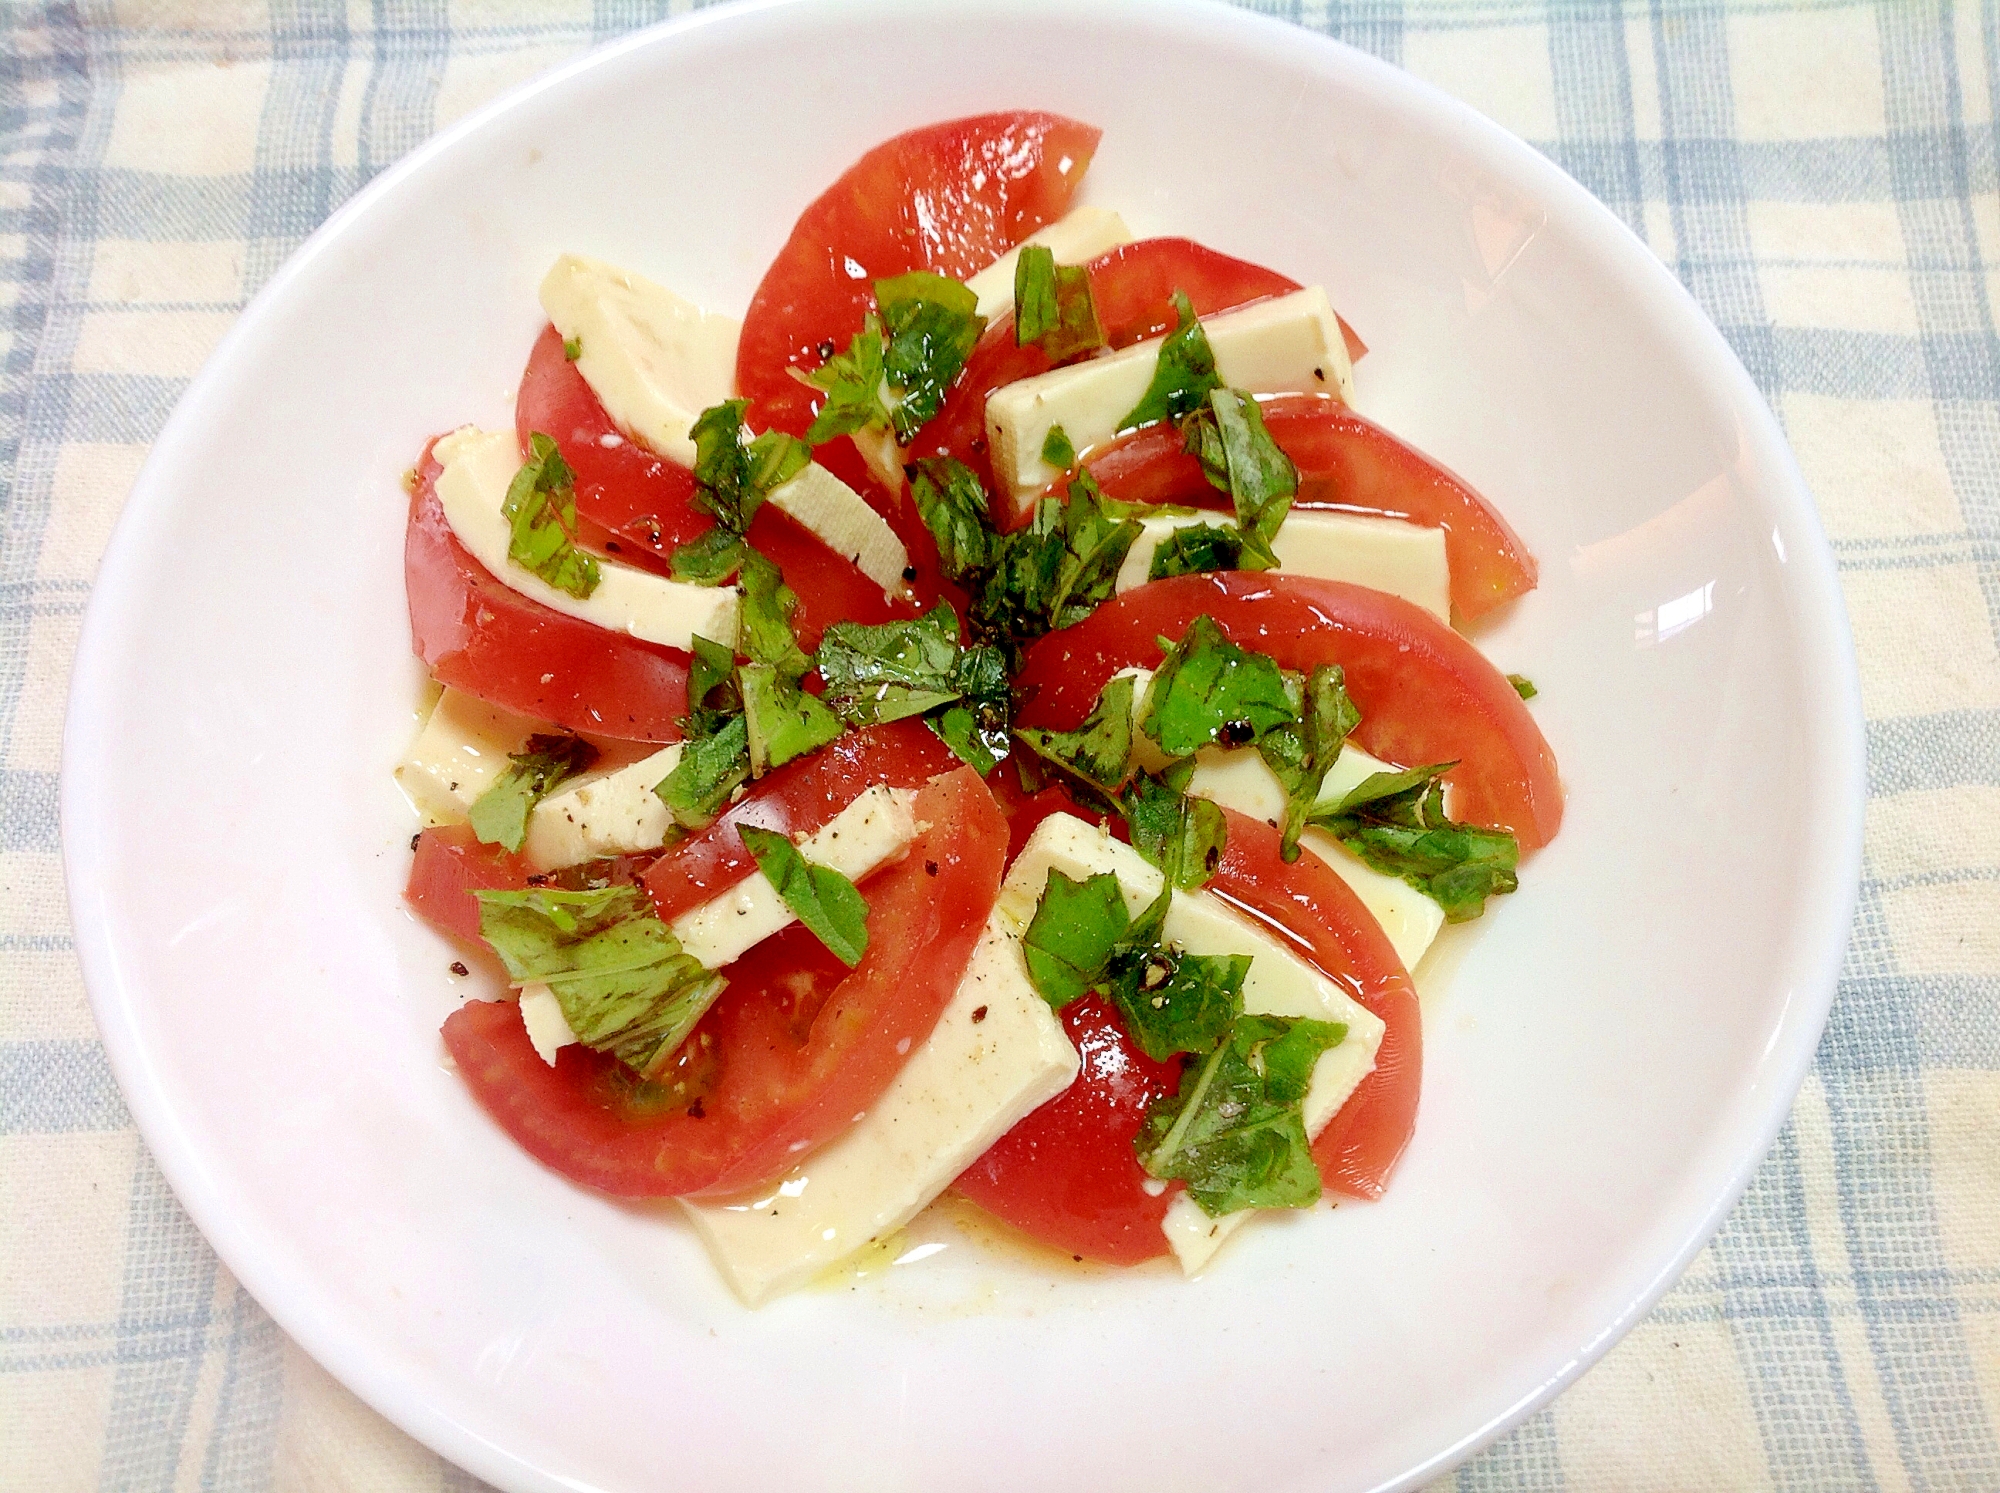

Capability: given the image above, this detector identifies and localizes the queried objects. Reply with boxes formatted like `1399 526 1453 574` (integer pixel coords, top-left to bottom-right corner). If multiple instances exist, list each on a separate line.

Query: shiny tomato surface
441 767 1006 1198
404 824 530 944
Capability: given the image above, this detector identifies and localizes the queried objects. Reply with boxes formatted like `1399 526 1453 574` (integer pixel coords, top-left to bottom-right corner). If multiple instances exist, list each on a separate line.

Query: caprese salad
396 112 1563 1305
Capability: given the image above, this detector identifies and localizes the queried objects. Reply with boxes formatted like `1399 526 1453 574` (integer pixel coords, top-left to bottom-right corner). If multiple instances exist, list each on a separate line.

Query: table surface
4 0 1996 1488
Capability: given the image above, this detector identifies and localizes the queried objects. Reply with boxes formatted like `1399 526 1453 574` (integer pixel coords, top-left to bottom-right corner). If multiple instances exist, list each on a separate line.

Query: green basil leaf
467 733 599 852
1121 770 1229 890
475 885 726 1079
876 271 986 441
1118 291 1220 433
804 320 892 444
1310 764 1521 921
655 714 750 829
1257 664 1360 860
1139 614 1299 758
668 525 748 586
683 634 741 734
503 433 599 599
1136 1012 1346 1217
738 824 870 968
1041 423 1077 471
1509 673 1538 700
816 602 965 726
1013 673 1135 795
736 551 811 683
911 456 996 581
562 336 582 360
1022 869 1130 1008
1147 521 1272 581
740 662 844 776
1014 245 1105 363
1208 388 1297 546
1108 949 1247 1063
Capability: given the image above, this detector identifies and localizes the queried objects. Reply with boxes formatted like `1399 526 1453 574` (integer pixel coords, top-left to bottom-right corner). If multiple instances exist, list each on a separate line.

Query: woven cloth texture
3 0 1997 1488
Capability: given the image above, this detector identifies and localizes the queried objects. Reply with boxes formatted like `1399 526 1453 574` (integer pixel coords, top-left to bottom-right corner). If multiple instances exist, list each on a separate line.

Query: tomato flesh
442 767 1007 1198
405 824 530 944
1072 393 1536 620
737 112 1101 442
1014 572 1563 849
641 720 960 922
404 445 690 741
515 325 919 647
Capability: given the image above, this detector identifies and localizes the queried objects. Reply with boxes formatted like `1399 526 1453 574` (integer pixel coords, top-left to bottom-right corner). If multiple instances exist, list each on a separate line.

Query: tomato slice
736 112 1101 442
514 325 918 649
1071 393 1536 620
641 719 960 922
441 766 1007 1198
405 824 530 944
1205 808 1421 1200
952 992 1181 1264
404 444 690 741
1013 572 1563 849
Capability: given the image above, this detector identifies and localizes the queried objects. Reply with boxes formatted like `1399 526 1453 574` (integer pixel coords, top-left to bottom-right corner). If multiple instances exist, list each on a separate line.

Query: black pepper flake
1219 718 1256 747
409 832 421 851
971 1005 988 1023
688 1098 706 1119
815 338 837 359
901 564 918 582
925 860 939 876
1072 1254 1082 1262
449 961 469 977
605 540 621 553
970 435 987 455
526 873 552 887
1313 366 1325 380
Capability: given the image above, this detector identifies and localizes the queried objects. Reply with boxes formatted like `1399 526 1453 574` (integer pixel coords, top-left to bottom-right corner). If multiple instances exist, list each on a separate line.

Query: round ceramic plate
63 1 1864 1488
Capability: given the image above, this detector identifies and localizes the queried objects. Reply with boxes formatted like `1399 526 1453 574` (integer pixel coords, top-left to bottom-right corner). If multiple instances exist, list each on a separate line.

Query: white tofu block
986 286 1357 502
518 984 579 1065
1115 510 1451 622
671 785 918 970
433 426 739 653
521 743 684 872
964 206 1136 321
394 688 538 824
680 911 1079 1304
766 461 910 600
537 253 740 468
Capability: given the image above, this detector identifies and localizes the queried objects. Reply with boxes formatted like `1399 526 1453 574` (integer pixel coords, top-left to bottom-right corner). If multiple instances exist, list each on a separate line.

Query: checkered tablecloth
4 1 1995 1487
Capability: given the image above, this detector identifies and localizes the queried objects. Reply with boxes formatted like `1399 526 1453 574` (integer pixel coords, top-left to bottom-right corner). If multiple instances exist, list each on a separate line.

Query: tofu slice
764 461 910 600
394 688 538 824
999 814 1385 1275
986 286 1356 503
964 206 1136 321
433 427 739 652
1115 510 1451 622
670 785 919 970
521 743 683 872
537 253 740 468
518 984 577 1064
679 910 1079 1305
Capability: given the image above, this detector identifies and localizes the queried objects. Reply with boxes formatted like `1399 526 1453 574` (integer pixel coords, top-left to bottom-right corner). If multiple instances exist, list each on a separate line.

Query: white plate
62 1 1864 1488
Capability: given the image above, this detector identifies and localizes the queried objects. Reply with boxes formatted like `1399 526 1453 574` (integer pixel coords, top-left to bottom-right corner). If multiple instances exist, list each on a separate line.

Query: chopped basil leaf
943 641 1013 769
740 662 844 776
475 885 726 1079
1140 614 1299 758
1120 769 1229 890
1041 423 1077 471
1013 673 1135 796
927 705 994 774
1021 869 1130 1008
816 602 965 726
910 456 996 581
736 551 811 683
1147 521 1270 581
1206 388 1296 551
875 271 986 441
975 475 1140 647
668 525 748 585
1014 246 1105 363
1310 764 1520 921
504 433 599 599
1256 664 1360 860
747 428 812 494
804 320 891 444
468 733 599 852
655 714 750 829
562 336 582 360
1136 1012 1346 1217
689 400 760 530
1118 291 1221 433
1509 673 1538 700
683 634 742 735
1108 949 1247 1063
738 824 870 968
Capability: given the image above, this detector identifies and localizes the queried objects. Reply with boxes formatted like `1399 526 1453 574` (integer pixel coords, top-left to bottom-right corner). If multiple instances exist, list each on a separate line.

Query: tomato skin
441 767 1008 1198
515 325 919 648
952 993 1181 1264
1204 809 1421 1200
640 720 961 922
1014 572 1563 849
736 112 1101 441
1071 394 1537 620
405 825 530 943
404 446 690 741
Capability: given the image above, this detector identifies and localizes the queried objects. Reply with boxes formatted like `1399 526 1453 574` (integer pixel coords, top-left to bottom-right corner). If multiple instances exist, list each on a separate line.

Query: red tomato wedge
441 766 1007 1199
736 112 1101 441
1070 393 1536 620
514 325 918 648
1205 808 1422 1200
1013 572 1563 849
641 720 960 922
952 992 1181 1265
404 445 689 741
405 825 530 944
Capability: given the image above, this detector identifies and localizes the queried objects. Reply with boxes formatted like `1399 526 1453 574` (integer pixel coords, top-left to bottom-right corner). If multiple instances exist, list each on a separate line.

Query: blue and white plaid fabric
4 1 1995 1486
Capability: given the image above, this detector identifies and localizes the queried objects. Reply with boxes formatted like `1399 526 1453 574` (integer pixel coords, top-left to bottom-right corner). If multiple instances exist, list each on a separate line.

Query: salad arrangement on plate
394 112 1563 1305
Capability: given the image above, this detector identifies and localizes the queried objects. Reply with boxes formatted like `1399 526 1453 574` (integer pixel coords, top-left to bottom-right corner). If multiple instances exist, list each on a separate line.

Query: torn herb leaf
1013 673 1135 796
736 551 811 683
655 714 750 829
740 662 844 777
504 433 599 599
668 525 748 586
738 824 870 968
1108 950 1248 1063
1207 388 1296 549
1256 664 1360 860
475 885 726 1079
1041 423 1077 471
562 336 582 360
1140 614 1299 758
1118 291 1221 433
803 319 891 444
910 456 996 581
1136 1012 1346 1217
875 271 986 441
1310 764 1520 921
468 733 600 853
1121 769 1229 890
974 475 1140 646
1147 521 1269 581
1021 869 1131 1008
1509 674 1538 700
816 602 965 726
1014 245 1105 363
